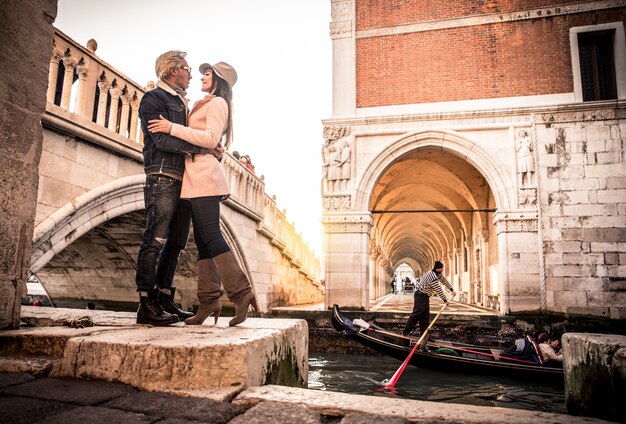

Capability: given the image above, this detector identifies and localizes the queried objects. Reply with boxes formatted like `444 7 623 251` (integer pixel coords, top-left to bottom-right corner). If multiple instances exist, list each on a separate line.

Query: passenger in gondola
501 333 536 360
401 261 455 337
537 333 563 363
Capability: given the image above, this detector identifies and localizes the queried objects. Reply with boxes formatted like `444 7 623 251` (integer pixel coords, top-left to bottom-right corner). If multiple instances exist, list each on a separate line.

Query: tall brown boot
212 250 258 326
185 258 223 325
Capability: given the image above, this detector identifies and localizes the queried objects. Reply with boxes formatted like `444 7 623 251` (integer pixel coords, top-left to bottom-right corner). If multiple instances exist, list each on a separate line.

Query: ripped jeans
135 175 191 292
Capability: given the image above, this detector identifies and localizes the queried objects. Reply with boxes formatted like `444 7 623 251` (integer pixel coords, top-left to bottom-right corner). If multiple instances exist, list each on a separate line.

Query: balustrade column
129 97 140 142
46 51 63 103
118 92 130 136
60 56 77 110
73 62 89 116
95 79 110 127
107 86 121 132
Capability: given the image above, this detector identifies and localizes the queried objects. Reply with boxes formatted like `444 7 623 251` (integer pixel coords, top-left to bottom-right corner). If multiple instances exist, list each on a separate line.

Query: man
401 261 456 336
135 50 210 325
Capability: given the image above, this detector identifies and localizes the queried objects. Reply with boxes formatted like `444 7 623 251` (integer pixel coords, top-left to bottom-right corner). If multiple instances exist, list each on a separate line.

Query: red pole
383 302 448 388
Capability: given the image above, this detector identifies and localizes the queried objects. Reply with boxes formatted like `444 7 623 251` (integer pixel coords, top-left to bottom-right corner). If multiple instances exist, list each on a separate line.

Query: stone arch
31 174 252 282
354 129 513 212
355 129 510 307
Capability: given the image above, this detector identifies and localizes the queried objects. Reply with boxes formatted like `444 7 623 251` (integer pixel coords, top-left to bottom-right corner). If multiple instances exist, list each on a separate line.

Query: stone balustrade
47 29 146 146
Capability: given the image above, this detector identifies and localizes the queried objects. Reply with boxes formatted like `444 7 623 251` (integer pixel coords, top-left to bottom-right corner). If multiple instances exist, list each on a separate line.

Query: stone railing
261 195 321 282
43 28 321 287
47 29 146 146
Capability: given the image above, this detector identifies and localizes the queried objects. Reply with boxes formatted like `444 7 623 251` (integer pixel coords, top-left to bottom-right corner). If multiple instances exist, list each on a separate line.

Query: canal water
308 352 566 414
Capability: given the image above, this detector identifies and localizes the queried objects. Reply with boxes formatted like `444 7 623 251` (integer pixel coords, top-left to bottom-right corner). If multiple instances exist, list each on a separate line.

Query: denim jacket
138 83 207 178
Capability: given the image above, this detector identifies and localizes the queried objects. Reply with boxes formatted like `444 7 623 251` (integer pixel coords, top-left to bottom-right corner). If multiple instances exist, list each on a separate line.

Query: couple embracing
135 50 257 327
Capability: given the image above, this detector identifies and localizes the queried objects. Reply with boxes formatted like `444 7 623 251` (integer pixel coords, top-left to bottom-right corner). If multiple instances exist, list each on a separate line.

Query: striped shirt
416 270 454 302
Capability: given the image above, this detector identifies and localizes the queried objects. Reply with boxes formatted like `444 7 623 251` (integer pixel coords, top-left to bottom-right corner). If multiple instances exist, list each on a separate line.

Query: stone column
60 55 76 110
46 50 62 103
478 229 490 307
368 250 377 302
563 333 626 422
323 212 372 309
118 90 130 136
330 0 355 117
0 0 58 329
465 240 474 304
494 211 540 314
129 96 139 142
73 62 89 116
107 86 121 132
95 79 110 127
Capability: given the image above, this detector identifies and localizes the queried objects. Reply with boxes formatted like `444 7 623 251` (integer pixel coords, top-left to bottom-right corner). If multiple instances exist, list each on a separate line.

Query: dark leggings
403 292 430 334
189 196 231 260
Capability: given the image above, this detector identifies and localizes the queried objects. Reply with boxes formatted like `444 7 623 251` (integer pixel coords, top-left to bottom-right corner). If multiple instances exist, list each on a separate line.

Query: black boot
158 287 194 320
137 289 179 325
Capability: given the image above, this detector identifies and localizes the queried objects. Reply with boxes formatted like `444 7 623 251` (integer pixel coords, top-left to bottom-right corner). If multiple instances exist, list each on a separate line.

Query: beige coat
170 95 230 199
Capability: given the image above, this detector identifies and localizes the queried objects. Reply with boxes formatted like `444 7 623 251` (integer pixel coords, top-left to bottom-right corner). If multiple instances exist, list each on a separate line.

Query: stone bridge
30 29 323 311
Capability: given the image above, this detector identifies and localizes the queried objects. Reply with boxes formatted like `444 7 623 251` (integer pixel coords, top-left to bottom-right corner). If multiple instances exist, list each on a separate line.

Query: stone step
1 307 308 394
234 385 613 424
0 353 59 376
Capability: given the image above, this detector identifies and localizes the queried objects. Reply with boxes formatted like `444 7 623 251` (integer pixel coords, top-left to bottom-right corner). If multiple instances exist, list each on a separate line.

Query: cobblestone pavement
0 372 410 424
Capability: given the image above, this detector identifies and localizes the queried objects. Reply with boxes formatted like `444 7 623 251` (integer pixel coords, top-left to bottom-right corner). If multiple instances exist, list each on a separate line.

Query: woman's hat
199 62 238 87
434 261 444 269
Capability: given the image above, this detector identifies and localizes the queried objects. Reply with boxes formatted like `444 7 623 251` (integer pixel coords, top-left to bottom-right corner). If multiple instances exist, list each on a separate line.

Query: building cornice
356 1 625 39
323 99 626 127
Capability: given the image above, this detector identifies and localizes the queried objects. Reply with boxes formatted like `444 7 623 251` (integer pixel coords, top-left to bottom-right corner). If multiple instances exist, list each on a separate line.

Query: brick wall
355 1 626 107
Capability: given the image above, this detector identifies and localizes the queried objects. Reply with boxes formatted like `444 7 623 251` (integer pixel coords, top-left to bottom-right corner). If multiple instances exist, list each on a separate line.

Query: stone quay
0 306 619 423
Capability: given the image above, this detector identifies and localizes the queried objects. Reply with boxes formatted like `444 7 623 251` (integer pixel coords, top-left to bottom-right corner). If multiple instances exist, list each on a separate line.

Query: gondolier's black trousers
402 291 430 335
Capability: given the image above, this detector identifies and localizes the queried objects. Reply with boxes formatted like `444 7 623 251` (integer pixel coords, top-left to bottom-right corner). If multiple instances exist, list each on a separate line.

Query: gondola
331 304 564 384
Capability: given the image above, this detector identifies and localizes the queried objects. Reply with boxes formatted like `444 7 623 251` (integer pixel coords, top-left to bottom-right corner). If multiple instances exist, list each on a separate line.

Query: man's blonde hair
155 50 187 80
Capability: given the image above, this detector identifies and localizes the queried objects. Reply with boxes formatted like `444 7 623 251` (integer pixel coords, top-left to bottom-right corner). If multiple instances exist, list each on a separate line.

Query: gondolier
401 261 456 336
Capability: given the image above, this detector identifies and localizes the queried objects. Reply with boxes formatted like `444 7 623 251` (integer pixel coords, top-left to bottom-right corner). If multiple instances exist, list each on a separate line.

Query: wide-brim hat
199 62 238 88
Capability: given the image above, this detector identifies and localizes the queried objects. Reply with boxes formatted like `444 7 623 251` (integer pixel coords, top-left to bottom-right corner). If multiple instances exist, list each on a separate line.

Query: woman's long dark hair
211 75 233 149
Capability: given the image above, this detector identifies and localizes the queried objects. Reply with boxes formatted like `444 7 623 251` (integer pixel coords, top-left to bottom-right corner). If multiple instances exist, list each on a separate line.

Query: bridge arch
31 174 252 281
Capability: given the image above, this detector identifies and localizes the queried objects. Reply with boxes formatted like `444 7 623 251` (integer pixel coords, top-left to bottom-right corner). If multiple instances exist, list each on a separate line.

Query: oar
382 301 449 389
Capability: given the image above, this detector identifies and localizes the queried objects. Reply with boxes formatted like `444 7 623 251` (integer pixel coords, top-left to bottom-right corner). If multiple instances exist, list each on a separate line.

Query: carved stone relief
517 129 535 188
322 125 352 194
323 195 351 211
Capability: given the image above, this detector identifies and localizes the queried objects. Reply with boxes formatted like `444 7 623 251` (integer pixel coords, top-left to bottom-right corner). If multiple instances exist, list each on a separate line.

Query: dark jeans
135 175 191 292
403 291 430 335
190 196 231 260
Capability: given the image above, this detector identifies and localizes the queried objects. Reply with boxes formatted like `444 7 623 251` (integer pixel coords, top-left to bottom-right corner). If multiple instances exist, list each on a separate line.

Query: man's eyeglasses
175 65 191 75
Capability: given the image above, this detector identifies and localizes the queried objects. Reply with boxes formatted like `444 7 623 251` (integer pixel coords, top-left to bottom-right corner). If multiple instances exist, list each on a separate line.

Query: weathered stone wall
538 111 626 319
0 0 58 329
36 126 142 225
563 333 626 422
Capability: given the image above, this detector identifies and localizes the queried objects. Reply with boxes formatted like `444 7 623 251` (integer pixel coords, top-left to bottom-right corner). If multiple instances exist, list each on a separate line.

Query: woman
537 333 563 363
148 61 257 326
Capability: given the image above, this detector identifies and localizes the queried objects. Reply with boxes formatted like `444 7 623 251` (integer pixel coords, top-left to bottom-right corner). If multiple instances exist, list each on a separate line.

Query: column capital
97 79 110 91
62 56 77 69
51 50 63 63
109 86 122 99
76 62 88 79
